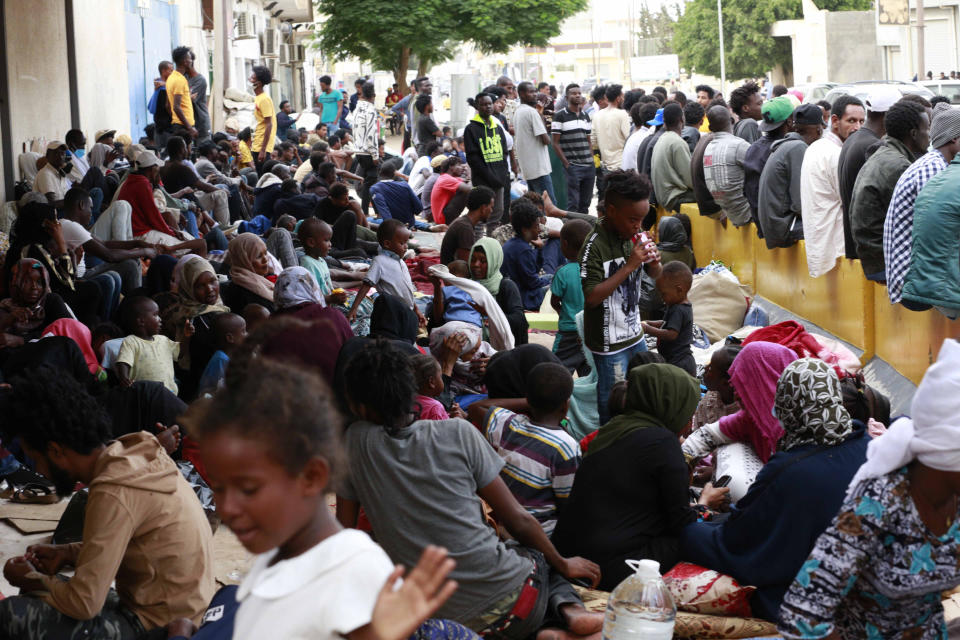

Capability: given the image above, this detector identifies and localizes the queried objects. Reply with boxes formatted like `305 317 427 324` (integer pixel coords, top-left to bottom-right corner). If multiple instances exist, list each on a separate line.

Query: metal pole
916 0 925 79
717 0 726 95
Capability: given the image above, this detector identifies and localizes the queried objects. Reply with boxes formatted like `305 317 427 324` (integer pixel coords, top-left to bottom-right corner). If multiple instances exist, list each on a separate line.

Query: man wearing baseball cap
33 141 70 207
758 104 826 248
837 86 899 258
744 96 795 228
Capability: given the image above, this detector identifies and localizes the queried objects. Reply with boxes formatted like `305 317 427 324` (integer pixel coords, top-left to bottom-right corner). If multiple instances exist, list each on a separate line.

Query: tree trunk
395 46 411 95
417 57 429 79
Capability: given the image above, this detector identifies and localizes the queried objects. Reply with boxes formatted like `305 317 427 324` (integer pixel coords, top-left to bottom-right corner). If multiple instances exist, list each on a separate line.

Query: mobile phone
714 475 732 488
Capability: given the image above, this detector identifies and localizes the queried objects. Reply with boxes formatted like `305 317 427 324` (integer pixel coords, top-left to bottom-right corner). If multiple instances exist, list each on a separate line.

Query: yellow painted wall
680 206 958 384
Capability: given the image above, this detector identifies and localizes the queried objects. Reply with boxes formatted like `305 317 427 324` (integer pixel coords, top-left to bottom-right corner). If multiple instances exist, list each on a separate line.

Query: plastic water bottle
602 559 676 640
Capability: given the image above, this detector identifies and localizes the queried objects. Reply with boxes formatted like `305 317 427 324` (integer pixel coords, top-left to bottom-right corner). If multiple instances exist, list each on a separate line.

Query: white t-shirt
234 529 393 640
68 151 90 185
513 104 550 180
59 219 92 277
409 155 433 197
34 164 71 202
622 127 652 172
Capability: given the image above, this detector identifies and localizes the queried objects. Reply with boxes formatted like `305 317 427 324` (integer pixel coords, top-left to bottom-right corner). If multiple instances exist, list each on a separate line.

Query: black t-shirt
316 197 352 226
439 215 477 265
658 302 695 375
417 117 440 149
159 161 200 194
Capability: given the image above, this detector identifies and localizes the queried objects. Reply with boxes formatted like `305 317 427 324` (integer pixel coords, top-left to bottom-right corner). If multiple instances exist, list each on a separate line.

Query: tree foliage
637 2 681 55
672 0 872 79
311 0 588 91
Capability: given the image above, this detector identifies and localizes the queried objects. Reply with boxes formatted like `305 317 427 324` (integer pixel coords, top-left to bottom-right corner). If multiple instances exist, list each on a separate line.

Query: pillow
674 611 778 639
664 562 756 618
689 270 750 343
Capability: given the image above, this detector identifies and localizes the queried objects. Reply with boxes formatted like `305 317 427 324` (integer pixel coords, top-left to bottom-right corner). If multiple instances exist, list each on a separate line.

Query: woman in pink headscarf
681 341 798 500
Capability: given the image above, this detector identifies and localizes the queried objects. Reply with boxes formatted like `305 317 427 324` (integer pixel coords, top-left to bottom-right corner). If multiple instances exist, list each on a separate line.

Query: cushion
689 270 750 343
664 562 756 617
674 612 779 639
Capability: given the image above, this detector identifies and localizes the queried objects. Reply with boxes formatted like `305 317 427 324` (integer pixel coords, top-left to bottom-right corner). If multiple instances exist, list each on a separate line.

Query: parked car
822 81 935 106
920 80 960 104
790 82 838 103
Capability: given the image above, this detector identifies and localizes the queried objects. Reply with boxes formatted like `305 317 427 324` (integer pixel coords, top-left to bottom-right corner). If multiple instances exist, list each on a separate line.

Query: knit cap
930 102 960 148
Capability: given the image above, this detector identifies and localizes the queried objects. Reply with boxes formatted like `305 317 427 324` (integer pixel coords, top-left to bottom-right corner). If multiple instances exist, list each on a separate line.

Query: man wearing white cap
837 86 899 258
33 141 71 207
115 150 207 255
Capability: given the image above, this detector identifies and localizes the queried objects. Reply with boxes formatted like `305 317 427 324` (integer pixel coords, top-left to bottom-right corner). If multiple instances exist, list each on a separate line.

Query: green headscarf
588 363 701 456
470 237 504 296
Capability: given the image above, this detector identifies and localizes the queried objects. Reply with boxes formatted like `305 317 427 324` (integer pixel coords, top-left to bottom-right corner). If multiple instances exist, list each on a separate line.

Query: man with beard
0 366 214 639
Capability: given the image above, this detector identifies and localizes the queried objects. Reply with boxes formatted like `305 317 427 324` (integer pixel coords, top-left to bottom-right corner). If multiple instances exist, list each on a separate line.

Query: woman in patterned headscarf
680 358 869 622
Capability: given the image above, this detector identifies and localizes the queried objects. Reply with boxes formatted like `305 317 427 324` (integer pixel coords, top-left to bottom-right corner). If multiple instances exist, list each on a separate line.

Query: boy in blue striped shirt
469 363 581 535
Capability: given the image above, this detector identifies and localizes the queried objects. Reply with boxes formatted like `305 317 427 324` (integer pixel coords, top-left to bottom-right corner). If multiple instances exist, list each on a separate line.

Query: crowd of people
1 41 960 640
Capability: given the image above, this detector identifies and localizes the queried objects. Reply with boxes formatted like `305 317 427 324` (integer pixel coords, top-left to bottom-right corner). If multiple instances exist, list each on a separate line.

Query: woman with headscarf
682 341 798 498
158 256 229 399
41 318 107 381
553 363 711 590
260 267 354 385
469 237 528 346
681 359 869 621
657 215 696 270
221 233 276 312
779 341 960 639
0 258 71 347
5 201 102 326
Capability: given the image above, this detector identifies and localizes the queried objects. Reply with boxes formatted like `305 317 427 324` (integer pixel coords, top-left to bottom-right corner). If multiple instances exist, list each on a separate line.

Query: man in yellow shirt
250 65 276 175
696 84 716 133
167 46 197 140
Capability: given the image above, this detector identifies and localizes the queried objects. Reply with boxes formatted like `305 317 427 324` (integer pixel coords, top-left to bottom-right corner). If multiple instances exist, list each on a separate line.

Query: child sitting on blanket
348 219 426 327
197 313 247 396
429 260 483 329
297 218 349 307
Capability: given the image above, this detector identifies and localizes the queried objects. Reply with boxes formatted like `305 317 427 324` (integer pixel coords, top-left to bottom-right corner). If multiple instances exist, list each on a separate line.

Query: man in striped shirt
470 363 581 536
552 84 595 213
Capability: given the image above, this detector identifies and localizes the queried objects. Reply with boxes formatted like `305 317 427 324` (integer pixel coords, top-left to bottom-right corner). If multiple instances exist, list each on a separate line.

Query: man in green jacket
850 100 929 281
650 103 695 212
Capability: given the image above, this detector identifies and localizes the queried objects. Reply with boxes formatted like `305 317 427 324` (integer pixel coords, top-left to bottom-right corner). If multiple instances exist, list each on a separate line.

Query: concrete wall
826 11 884 81
73 0 131 143
5 0 71 180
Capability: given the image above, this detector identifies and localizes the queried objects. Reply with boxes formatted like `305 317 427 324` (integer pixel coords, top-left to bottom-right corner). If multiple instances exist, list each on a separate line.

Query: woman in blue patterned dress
778 339 960 640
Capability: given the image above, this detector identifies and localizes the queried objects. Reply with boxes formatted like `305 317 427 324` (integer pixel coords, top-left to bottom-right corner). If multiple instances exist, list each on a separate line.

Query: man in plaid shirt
703 107 752 226
884 103 960 305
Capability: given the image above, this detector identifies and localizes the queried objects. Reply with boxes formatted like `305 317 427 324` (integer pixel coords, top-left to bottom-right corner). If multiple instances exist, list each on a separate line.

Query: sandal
11 483 61 504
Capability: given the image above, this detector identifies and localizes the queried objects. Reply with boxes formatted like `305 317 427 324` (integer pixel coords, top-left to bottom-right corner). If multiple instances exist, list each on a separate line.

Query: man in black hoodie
464 92 513 234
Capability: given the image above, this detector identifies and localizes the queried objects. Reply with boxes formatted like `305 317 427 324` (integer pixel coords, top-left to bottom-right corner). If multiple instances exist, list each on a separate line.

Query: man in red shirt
116 151 207 255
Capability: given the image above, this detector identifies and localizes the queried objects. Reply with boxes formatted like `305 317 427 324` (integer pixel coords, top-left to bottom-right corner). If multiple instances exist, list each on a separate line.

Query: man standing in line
651 103 695 213
800 95 865 278
837 87 898 258
743 96 794 228
591 84 630 201
729 81 763 144
187 51 210 143
316 75 343 136
497 76 519 132
352 81 382 216
167 46 197 141
250 65 277 175
514 81 556 202
701 107 751 225
552 84 595 214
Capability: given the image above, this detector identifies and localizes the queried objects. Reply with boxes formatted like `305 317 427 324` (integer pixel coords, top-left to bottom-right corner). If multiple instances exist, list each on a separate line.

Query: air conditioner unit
260 29 280 58
235 11 257 40
288 44 304 64
279 43 291 65
266 58 281 77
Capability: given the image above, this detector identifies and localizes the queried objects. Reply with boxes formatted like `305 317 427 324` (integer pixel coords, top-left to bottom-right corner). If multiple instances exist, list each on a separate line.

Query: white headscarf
274 266 325 309
847 339 960 497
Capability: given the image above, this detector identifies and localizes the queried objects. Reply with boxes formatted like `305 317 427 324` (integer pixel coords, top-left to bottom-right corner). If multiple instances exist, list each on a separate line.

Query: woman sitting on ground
778 340 960 639
552 363 728 590
0 258 71 348
221 233 276 313
657 215 696 271
469 238 528 346
337 339 606 640
681 358 869 621
681 341 798 498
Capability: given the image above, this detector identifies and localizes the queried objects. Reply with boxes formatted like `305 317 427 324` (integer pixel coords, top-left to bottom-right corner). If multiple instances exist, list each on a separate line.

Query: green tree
673 0 872 79
311 0 588 93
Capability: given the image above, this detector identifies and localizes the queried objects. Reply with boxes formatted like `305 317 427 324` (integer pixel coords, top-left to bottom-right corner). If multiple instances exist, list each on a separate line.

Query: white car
822 81 935 106
790 83 838 103
919 80 960 104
